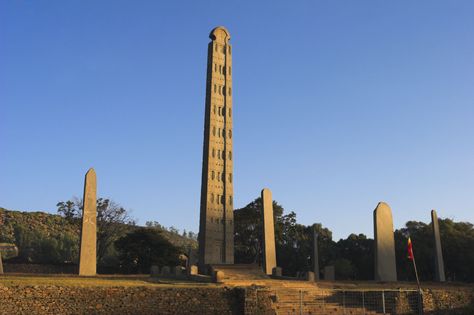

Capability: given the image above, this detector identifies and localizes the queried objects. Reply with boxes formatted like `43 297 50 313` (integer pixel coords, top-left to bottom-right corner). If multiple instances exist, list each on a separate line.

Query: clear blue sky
1 1 473 240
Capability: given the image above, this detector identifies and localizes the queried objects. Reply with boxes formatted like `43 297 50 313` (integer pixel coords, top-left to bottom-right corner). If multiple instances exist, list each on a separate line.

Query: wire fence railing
255 288 423 315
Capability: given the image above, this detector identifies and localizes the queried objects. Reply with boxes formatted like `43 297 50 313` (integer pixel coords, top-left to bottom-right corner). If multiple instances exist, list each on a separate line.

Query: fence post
299 289 303 315
323 290 325 310
342 291 346 315
418 289 424 315
362 291 365 315
382 290 386 314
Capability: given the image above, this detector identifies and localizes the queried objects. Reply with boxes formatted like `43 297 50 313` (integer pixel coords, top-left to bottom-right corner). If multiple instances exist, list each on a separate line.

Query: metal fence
255 288 423 315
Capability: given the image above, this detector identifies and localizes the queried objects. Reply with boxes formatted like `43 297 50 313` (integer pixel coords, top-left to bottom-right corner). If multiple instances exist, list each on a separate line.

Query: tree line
234 197 474 282
2 197 473 282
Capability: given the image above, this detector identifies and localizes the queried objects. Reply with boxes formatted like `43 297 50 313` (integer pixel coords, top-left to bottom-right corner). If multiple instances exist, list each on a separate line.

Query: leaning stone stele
261 188 277 275
373 202 397 281
431 210 446 282
78 168 97 276
198 26 234 270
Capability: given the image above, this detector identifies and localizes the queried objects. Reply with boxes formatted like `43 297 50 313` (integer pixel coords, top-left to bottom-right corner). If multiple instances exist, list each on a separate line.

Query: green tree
234 197 284 264
96 198 135 264
57 197 135 265
394 218 474 283
438 219 474 282
234 197 334 277
333 258 356 280
56 200 80 222
115 227 180 274
335 234 373 280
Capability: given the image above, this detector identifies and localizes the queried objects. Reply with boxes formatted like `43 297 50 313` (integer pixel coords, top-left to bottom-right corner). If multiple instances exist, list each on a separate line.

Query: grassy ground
0 274 215 288
316 279 474 290
1 274 472 290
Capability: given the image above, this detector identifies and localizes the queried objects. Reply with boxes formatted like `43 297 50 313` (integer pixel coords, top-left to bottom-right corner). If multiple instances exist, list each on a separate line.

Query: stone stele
373 202 397 281
313 225 320 281
198 26 234 269
431 210 446 282
78 168 97 276
261 188 277 275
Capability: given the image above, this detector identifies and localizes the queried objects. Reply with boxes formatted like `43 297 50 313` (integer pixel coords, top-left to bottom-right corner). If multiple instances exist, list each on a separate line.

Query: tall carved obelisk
79 168 97 276
199 27 234 269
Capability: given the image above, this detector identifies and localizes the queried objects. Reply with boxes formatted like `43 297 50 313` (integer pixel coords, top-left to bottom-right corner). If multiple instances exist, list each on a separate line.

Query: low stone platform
209 264 270 281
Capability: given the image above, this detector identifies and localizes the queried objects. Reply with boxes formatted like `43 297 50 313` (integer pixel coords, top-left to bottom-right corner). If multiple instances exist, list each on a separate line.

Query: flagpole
411 251 421 290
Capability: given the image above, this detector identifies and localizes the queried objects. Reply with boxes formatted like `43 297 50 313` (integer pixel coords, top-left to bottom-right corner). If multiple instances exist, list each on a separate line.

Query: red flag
407 237 414 260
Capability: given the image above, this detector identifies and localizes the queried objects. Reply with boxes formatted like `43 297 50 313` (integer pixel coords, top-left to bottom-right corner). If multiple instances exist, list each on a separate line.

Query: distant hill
0 208 80 244
0 207 197 263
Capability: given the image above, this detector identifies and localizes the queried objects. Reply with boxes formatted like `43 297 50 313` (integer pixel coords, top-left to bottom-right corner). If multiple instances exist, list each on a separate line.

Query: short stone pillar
213 270 224 283
324 266 335 281
150 265 160 277
161 266 171 275
431 210 446 282
187 248 197 268
272 267 282 277
373 202 397 281
306 271 315 282
79 168 97 276
261 188 277 275
188 264 198 276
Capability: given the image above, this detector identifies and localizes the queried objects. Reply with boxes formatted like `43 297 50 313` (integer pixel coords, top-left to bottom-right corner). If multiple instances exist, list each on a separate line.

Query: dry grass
1 274 471 290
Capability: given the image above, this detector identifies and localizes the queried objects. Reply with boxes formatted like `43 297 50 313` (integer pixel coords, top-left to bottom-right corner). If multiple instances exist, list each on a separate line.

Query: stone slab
373 202 397 281
261 188 277 275
150 265 160 277
324 265 335 281
431 210 446 282
272 267 282 277
79 168 97 276
188 265 198 276
161 266 171 275
213 270 224 283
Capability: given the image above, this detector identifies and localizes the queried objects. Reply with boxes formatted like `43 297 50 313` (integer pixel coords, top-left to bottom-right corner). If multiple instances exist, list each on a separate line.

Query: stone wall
0 285 244 315
242 286 474 315
0 282 472 315
423 288 474 314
